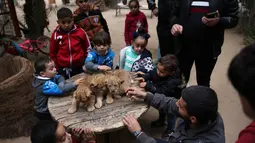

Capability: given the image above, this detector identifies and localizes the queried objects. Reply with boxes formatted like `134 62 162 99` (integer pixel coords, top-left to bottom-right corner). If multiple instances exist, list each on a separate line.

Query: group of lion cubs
68 70 140 113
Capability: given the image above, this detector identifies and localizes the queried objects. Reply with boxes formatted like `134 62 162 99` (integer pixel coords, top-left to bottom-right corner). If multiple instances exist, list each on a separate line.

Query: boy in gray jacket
32 57 83 120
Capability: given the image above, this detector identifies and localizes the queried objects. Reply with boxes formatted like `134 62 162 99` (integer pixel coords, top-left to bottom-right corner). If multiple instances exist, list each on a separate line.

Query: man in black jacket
123 85 225 143
171 0 238 87
147 0 178 57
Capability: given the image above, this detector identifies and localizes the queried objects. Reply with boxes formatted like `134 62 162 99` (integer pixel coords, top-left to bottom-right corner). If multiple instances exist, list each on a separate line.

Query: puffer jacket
171 0 239 57
73 4 110 41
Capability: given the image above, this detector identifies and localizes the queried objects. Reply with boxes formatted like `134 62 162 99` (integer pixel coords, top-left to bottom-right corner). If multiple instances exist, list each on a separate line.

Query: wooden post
7 0 21 37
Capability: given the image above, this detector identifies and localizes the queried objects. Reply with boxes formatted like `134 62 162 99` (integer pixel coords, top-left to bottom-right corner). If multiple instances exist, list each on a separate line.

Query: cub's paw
95 101 103 108
87 105 95 112
68 106 77 114
106 97 114 104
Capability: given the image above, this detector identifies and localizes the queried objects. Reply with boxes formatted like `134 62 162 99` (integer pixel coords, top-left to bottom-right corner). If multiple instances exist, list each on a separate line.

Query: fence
0 0 21 37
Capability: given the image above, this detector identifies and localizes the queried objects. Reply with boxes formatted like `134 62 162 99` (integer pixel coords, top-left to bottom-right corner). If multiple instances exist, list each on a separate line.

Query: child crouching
136 54 181 138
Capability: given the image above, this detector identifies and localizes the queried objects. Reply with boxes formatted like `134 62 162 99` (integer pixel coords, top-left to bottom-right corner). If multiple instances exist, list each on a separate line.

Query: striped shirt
123 46 141 71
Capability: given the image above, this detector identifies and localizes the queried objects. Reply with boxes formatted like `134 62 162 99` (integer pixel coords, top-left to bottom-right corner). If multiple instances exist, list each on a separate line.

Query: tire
37 35 50 55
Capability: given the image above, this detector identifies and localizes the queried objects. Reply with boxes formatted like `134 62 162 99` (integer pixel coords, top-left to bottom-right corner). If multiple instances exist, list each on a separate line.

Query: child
119 28 154 73
50 7 91 79
31 120 96 143
136 54 181 138
32 57 83 121
125 0 148 46
84 31 114 72
228 43 255 143
73 0 110 43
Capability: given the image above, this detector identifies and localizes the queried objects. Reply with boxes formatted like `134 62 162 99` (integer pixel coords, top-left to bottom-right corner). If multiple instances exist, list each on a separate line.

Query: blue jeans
155 139 168 143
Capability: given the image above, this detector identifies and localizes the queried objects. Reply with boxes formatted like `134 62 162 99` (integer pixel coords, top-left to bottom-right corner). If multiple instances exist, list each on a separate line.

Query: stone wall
0 0 16 37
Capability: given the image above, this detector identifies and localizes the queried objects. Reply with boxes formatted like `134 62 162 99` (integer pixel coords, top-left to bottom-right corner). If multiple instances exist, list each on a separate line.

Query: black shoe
151 119 165 128
161 129 174 139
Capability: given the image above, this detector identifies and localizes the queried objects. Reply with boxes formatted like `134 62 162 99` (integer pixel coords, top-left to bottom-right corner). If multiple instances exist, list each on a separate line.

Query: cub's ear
119 79 125 84
90 83 97 88
105 80 108 85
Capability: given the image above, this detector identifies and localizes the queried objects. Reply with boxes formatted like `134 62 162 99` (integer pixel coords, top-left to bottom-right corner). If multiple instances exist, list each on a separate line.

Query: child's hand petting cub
135 77 145 82
74 77 84 86
139 82 147 88
135 71 145 76
98 65 111 71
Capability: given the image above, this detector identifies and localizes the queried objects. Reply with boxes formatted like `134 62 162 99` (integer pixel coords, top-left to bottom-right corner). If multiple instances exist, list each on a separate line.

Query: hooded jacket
143 68 181 98
73 4 110 41
32 75 75 114
119 46 154 73
136 93 225 143
124 11 148 45
236 121 255 143
84 48 115 72
49 25 91 70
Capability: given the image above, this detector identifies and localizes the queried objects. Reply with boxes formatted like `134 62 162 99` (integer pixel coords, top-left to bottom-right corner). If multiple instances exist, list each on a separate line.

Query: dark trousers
155 139 168 143
58 66 83 79
158 111 176 131
35 111 53 121
177 39 217 87
157 26 175 57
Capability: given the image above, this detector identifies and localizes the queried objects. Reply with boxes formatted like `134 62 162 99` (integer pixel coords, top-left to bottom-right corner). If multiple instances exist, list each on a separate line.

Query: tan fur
112 70 139 93
105 75 125 99
68 76 95 114
89 73 110 108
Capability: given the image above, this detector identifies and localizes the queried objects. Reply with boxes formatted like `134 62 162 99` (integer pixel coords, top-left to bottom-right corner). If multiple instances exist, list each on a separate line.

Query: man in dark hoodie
228 43 255 143
147 0 178 57
32 57 83 120
124 85 225 143
171 0 239 87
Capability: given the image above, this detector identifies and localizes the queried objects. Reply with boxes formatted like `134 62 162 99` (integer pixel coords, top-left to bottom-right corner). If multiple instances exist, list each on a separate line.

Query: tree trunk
24 0 47 39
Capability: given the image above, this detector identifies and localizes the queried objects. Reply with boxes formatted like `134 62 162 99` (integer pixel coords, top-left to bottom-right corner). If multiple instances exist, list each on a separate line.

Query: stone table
48 73 148 143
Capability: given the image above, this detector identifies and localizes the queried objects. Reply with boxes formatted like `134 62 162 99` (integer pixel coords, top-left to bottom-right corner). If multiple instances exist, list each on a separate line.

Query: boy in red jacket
228 43 255 143
124 0 148 46
50 7 91 79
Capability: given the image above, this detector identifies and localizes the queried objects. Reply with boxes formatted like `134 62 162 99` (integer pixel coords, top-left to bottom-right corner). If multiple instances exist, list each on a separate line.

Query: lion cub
68 76 96 114
90 73 124 109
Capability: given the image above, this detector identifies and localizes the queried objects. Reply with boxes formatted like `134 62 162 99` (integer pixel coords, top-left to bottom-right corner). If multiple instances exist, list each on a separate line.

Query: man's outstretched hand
126 87 147 100
123 114 142 133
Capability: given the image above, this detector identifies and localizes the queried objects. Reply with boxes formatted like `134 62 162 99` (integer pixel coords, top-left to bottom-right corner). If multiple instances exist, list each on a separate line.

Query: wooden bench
115 1 153 18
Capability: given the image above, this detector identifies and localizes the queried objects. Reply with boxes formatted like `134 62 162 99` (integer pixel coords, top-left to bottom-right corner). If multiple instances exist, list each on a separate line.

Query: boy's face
56 123 72 143
94 44 109 55
76 0 90 12
129 1 139 15
157 63 171 77
240 95 255 119
40 61 57 79
58 17 74 32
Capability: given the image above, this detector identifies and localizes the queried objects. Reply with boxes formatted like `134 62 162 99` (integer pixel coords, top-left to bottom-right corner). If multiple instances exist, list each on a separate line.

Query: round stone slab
48 73 148 134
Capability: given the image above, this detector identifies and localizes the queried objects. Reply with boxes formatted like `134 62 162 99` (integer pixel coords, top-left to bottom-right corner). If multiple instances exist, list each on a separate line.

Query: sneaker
161 129 174 139
151 119 166 128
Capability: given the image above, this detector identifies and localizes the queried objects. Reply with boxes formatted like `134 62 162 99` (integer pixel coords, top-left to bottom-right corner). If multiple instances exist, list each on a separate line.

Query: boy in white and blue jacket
32 57 83 120
84 31 114 73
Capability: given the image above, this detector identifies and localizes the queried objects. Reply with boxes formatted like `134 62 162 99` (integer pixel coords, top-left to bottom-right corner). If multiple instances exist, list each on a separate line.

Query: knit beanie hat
182 85 218 124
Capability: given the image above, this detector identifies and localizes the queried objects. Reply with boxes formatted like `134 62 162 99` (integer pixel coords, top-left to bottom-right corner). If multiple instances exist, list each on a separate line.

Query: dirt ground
0 1 251 143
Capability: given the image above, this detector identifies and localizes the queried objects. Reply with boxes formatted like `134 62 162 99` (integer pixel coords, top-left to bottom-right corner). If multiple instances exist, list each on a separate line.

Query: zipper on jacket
68 33 72 67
